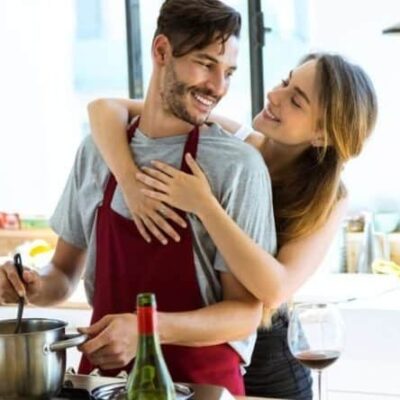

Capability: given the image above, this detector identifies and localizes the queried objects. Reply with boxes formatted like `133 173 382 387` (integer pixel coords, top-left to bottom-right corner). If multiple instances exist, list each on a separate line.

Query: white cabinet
295 273 400 398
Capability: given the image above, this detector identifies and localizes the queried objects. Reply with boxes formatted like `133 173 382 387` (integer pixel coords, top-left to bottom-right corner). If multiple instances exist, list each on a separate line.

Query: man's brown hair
154 0 241 57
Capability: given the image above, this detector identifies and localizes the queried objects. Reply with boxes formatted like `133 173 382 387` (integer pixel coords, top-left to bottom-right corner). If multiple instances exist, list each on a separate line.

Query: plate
91 381 194 400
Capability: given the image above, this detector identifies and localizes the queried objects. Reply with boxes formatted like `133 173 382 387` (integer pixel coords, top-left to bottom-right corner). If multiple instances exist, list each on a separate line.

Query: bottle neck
137 305 157 335
136 305 162 358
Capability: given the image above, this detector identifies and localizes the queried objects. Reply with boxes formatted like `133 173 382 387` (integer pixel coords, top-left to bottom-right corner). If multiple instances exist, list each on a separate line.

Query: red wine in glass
295 350 341 370
288 303 345 400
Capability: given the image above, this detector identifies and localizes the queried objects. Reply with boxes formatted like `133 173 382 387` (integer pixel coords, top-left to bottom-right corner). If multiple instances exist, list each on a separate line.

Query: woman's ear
152 34 172 65
311 134 326 147
310 125 331 147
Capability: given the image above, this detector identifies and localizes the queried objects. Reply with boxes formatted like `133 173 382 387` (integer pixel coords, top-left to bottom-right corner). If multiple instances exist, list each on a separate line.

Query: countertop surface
3 271 397 311
293 272 400 306
63 272 400 311
64 374 277 399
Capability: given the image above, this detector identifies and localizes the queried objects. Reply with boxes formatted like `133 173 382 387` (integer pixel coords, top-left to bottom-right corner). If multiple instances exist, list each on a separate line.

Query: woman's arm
196 197 348 308
88 98 143 185
208 112 242 133
208 113 265 149
88 98 187 244
137 155 348 308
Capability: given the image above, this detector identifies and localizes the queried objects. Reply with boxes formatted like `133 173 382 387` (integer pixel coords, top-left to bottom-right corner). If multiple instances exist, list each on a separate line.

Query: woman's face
253 60 322 147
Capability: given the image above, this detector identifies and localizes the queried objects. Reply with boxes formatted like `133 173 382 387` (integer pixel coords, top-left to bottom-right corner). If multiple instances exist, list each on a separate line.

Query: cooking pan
0 318 87 399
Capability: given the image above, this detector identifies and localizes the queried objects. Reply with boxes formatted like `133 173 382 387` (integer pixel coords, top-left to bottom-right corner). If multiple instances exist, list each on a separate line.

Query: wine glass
288 302 345 400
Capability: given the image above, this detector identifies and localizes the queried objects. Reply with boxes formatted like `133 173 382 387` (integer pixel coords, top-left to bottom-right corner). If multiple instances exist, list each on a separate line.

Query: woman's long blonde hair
263 53 377 327
273 53 378 246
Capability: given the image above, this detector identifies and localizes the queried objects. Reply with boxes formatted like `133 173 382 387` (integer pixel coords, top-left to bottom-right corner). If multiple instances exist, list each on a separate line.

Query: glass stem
318 369 322 400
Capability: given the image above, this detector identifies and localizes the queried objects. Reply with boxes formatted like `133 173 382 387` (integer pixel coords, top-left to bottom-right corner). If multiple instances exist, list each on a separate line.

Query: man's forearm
31 263 79 306
28 238 86 307
158 300 262 347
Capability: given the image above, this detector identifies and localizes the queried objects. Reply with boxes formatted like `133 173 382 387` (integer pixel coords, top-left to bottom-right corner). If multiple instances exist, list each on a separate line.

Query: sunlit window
308 0 400 212
0 0 128 217
1 0 399 220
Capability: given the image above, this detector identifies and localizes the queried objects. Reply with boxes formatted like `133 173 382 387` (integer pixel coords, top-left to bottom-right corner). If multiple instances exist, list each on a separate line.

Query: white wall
0 1 81 216
308 0 400 212
1 1 399 217
0 0 128 218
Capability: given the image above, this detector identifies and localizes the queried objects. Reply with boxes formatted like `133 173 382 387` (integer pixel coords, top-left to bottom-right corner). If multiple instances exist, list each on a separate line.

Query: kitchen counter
294 273 400 398
1 267 399 398
64 373 278 399
294 271 400 303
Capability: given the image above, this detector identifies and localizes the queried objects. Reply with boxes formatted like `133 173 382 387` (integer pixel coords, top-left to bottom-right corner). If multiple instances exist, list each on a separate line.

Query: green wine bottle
126 293 176 400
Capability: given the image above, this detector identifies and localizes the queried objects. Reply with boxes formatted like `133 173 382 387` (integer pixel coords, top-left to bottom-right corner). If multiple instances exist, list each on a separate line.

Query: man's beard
161 61 220 126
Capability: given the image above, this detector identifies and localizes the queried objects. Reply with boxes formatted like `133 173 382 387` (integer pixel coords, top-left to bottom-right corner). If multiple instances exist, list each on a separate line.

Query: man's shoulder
71 134 108 188
76 134 98 159
200 122 238 141
199 123 267 171
74 135 105 168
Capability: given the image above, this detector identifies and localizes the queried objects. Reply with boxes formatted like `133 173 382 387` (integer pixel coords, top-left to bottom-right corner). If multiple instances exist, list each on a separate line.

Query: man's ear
152 34 172 65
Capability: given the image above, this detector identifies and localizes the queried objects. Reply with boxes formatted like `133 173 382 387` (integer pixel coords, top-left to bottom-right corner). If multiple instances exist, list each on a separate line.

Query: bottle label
137 306 156 334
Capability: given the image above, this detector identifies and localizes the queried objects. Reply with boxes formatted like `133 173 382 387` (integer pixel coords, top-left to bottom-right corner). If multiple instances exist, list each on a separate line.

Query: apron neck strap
180 125 199 173
127 117 140 141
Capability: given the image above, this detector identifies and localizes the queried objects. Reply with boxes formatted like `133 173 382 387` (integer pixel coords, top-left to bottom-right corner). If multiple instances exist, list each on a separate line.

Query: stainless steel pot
0 318 87 399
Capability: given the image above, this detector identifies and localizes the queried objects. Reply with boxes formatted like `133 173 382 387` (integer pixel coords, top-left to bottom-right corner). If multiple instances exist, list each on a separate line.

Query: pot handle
47 333 89 352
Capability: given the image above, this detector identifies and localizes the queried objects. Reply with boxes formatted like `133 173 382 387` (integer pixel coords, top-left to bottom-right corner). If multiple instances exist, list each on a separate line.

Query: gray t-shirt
50 122 276 365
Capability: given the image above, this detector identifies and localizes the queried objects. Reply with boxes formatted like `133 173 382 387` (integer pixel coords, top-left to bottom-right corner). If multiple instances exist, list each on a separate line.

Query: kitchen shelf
346 232 400 272
0 228 58 255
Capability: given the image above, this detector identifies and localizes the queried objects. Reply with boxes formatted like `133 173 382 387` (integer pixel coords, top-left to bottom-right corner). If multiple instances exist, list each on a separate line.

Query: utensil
91 381 194 400
288 303 345 400
13 252 25 334
0 318 88 399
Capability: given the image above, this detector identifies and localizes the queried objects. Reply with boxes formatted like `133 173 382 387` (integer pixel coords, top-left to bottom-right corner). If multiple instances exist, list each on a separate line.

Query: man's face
160 36 239 125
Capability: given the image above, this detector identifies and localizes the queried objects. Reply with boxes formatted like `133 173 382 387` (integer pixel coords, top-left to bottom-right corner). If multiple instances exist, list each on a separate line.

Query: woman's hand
119 177 187 245
135 153 214 216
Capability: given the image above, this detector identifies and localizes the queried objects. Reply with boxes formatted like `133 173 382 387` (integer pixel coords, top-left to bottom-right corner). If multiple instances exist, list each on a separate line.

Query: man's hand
78 313 138 370
0 261 42 304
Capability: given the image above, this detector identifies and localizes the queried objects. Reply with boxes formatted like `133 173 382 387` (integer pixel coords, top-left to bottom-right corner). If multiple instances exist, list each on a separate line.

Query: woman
87 53 377 399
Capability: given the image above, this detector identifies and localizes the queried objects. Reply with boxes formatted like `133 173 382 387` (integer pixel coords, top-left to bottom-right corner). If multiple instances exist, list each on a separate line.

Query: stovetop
51 378 93 400
53 373 235 400
51 387 92 400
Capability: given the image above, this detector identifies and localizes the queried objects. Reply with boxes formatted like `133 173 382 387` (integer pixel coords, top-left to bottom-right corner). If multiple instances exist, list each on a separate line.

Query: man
0 0 275 394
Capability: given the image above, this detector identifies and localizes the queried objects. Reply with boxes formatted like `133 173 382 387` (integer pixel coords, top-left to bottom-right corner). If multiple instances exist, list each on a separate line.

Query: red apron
79 119 244 395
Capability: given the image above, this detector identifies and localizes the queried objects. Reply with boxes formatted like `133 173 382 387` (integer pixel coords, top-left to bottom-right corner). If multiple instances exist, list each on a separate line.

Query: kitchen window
0 0 399 218
0 0 128 216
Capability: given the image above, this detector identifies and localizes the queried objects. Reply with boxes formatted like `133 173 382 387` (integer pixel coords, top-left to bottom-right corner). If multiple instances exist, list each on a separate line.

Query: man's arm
159 271 262 346
79 272 262 370
0 238 85 306
29 238 86 306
